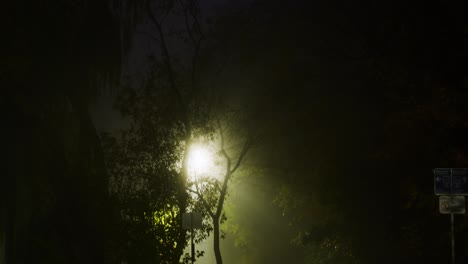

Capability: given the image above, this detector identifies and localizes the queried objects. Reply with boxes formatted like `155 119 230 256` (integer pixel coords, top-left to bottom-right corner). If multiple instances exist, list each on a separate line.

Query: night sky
3 0 468 264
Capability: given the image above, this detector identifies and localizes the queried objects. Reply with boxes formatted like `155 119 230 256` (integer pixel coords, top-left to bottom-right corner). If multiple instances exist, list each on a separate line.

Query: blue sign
434 168 468 195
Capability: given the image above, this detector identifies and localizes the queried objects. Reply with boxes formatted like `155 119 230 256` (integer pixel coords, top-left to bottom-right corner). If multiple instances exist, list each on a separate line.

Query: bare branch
135 29 159 41
216 118 233 181
179 0 197 46
230 137 252 175
188 0 204 39
217 118 225 151
179 0 205 102
216 115 252 175
145 0 191 138
221 149 231 168
158 2 172 25
145 1 175 88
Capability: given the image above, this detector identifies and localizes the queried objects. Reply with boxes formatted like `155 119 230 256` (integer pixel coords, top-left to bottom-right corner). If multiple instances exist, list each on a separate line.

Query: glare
187 144 214 180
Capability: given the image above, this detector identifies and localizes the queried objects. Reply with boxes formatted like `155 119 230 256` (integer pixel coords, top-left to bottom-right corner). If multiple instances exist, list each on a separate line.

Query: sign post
439 195 465 264
434 168 468 264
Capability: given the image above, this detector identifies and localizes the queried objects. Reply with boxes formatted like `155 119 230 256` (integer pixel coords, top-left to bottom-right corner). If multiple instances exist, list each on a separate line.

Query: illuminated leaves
101 104 185 263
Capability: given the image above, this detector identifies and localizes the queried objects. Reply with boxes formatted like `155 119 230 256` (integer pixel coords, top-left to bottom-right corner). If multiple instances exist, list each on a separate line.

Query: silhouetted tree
187 117 253 264
102 1 262 263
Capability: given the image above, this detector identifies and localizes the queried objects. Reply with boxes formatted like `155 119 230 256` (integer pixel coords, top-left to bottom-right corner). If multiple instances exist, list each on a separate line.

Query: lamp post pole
191 172 197 264
191 213 195 264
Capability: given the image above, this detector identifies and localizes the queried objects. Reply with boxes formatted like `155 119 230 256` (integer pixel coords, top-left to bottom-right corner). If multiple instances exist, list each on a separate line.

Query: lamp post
187 144 214 181
182 212 202 263
183 143 214 263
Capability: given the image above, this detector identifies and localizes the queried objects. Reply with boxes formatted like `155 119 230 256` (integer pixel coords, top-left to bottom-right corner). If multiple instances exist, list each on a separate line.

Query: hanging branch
214 119 253 218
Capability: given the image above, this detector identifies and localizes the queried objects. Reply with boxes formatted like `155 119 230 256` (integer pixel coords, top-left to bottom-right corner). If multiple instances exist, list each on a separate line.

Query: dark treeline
245 1 468 264
2 0 122 263
1 0 467 263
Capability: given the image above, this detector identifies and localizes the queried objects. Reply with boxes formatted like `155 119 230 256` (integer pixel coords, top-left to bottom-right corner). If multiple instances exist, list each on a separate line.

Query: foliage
273 183 361 264
303 236 359 264
100 0 217 260
102 87 248 264
102 1 257 263
101 81 188 262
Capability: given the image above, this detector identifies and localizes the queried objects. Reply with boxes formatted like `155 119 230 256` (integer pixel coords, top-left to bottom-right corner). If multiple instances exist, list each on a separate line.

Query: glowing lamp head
187 144 213 179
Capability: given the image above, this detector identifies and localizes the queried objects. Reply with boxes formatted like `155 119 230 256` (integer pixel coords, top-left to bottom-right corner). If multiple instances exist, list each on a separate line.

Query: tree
107 0 213 260
99 0 218 261
106 85 255 263
102 69 202 262
102 1 263 262
187 117 253 264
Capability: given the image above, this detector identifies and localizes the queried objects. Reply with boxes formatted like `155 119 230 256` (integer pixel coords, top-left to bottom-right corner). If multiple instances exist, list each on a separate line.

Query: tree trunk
213 218 223 264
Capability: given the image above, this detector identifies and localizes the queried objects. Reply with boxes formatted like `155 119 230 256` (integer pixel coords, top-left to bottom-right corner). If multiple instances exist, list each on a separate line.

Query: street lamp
184 143 214 264
187 143 214 181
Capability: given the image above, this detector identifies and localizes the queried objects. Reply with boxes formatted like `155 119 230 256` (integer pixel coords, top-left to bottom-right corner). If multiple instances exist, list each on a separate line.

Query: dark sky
90 0 254 132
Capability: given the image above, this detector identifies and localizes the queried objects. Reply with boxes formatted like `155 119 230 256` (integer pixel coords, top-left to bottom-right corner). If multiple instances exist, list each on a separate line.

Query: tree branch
230 137 252 175
187 187 215 219
179 0 205 103
217 119 232 178
215 181 222 193
146 0 191 138
217 118 226 151
135 29 160 42
145 0 176 91
180 0 197 46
